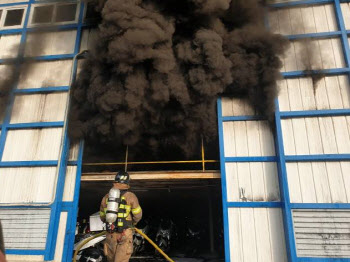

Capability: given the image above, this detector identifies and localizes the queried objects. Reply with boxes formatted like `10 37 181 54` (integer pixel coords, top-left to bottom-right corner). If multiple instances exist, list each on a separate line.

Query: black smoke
69 0 288 160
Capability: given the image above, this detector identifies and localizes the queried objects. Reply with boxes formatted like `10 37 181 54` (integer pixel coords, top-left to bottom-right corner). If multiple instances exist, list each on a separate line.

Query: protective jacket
99 188 142 262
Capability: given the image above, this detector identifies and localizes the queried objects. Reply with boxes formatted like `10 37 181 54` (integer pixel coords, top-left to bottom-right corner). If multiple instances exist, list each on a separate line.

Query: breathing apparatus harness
105 188 132 233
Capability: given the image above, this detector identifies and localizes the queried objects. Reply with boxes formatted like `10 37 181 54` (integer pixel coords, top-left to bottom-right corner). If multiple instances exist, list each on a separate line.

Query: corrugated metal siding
228 208 287 262
281 38 344 72
0 35 21 59
293 209 350 257
223 121 275 156
68 142 79 161
18 60 72 89
269 5 337 35
25 31 77 57
341 3 350 29
0 209 50 250
80 28 98 52
0 167 57 203
2 128 63 161
225 163 280 202
281 116 350 155
53 212 68 262
10 93 68 123
62 166 77 201
287 162 350 203
278 76 350 111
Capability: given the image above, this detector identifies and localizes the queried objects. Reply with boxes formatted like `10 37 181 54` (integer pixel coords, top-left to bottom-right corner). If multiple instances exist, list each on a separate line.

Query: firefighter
100 171 142 262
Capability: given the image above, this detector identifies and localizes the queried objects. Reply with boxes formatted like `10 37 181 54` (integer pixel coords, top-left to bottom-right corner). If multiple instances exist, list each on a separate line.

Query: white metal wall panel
287 162 350 203
80 28 98 52
0 167 57 203
0 34 21 59
53 212 68 262
281 116 350 155
62 166 77 201
0 0 27 3
10 93 68 123
278 76 350 111
25 31 77 57
18 60 72 89
223 121 275 157
2 128 63 161
6 255 44 261
0 209 50 249
341 3 350 29
281 38 344 72
269 5 337 35
225 163 280 202
293 209 350 257
228 208 287 262
68 142 79 161
221 97 255 116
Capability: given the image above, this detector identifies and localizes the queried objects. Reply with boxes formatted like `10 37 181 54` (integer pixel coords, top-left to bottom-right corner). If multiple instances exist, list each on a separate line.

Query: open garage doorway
76 170 224 262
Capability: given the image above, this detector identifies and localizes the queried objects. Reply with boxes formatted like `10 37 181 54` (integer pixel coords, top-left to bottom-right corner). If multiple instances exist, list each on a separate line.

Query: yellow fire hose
73 228 175 262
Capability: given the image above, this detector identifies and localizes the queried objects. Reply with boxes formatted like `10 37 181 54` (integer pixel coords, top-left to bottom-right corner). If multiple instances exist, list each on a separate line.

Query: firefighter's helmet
114 170 130 185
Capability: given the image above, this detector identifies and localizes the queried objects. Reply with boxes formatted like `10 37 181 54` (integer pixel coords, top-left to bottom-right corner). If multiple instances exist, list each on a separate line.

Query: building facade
0 0 349 261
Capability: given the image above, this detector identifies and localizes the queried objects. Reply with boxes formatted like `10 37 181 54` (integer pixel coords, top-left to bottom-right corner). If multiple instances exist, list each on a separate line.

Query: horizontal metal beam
14 86 69 94
81 170 221 181
285 154 350 162
5 249 45 255
225 156 277 162
227 202 282 208
0 2 29 8
270 0 333 8
287 31 342 40
7 121 64 129
280 109 350 118
282 68 350 78
291 203 350 209
222 115 265 122
0 161 58 167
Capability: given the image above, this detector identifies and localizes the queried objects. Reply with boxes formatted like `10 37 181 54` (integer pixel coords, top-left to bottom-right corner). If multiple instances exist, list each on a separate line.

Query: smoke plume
69 0 288 159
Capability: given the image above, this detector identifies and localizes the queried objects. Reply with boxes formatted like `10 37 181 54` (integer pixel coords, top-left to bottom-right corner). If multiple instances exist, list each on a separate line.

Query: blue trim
227 202 282 208
0 161 58 167
270 0 333 8
280 109 350 118
285 154 350 162
32 54 75 61
0 29 23 35
282 68 349 78
61 201 74 211
5 249 45 255
298 258 350 261
287 31 342 40
275 99 298 262
14 86 69 93
62 140 84 262
0 2 29 8
222 115 265 122
290 203 350 209
217 98 231 262
225 156 277 162
44 137 70 260
7 121 64 129
335 0 350 67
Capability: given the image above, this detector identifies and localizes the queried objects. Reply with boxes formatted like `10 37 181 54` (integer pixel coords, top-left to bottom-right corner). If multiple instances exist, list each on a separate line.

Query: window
55 3 77 23
0 7 26 29
32 5 54 24
29 2 79 26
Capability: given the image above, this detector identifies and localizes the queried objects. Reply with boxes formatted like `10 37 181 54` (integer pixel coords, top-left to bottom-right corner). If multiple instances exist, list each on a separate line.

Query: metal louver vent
293 209 350 258
0 209 50 250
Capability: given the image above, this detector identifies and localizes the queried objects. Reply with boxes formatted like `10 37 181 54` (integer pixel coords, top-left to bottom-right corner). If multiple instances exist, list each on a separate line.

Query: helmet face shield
114 171 130 184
